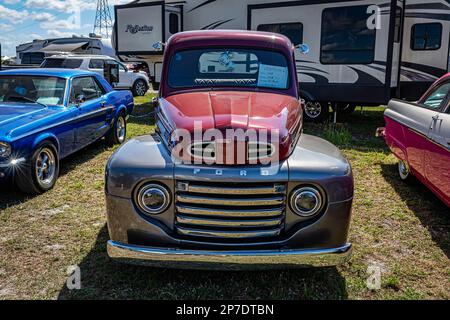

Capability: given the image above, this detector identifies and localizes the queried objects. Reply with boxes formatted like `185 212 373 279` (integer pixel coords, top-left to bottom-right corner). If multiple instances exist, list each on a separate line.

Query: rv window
42 58 83 69
411 23 442 51
257 23 303 46
89 59 105 69
169 13 179 34
321 6 376 64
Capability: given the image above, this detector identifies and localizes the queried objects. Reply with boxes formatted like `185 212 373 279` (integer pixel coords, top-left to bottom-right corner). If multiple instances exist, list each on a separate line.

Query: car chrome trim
176 214 283 228
176 226 283 239
177 182 286 195
176 205 283 218
176 194 284 206
107 241 353 269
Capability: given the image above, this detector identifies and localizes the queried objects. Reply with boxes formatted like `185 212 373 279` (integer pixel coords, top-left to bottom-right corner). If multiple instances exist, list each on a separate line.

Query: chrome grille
175 181 286 240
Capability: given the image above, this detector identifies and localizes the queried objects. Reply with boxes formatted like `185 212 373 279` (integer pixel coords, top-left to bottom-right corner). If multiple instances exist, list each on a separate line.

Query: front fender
32 132 60 155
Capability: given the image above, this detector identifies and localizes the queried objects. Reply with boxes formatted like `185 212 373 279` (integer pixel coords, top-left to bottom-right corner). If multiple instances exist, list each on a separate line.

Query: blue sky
0 0 128 57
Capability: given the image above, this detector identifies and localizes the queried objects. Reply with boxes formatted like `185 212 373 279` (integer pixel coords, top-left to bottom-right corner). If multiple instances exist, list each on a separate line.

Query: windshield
41 58 83 69
0 76 67 106
168 48 290 90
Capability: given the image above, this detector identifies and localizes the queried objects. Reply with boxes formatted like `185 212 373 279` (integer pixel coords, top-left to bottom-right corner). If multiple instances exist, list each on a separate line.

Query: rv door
165 5 182 39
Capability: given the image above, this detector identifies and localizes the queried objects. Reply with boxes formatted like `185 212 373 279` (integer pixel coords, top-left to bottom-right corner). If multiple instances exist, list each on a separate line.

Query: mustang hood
0 103 60 139
159 91 302 163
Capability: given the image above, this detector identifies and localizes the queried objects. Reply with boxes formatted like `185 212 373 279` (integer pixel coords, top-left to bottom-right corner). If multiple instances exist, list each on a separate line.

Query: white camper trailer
16 36 115 66
113 0 450 121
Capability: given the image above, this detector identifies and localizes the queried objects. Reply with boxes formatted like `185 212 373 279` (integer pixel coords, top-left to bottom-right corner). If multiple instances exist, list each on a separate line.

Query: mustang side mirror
75 95 86 107
296 43 310 55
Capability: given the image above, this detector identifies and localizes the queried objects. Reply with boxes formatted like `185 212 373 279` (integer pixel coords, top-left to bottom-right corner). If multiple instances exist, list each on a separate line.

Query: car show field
0 94 448 300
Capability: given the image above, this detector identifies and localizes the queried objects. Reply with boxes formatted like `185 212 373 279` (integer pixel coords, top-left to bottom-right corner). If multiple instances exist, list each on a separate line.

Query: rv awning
40 42 88 53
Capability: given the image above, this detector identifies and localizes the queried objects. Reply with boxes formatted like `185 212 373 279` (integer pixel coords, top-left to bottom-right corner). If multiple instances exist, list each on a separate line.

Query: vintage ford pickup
382 73 450 207
105 30 354 269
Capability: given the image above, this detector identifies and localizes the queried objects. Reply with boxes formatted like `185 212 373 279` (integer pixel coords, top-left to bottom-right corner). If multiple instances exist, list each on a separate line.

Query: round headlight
290 186 324 217
0 142 11 158
137 184 171 215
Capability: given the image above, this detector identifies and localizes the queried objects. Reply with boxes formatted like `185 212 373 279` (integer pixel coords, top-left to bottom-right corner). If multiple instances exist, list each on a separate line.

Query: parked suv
41 54 149 96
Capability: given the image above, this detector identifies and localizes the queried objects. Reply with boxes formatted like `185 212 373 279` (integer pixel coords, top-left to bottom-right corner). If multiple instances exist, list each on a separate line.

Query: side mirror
152 42 165 51
296 43 310 55
75 95 86 106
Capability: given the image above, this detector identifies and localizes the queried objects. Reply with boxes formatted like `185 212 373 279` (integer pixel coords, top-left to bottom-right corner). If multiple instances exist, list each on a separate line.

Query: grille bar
176 226 283 239
177 182 286 195
176 194 284 206
176 214 283 228
175 181 287 240
176 205 283 218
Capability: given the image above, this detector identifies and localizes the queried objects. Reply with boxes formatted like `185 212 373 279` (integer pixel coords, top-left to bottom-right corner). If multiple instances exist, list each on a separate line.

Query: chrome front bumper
107 241 352 270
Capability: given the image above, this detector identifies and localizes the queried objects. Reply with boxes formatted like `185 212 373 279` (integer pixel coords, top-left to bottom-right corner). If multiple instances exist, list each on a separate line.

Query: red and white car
381 73 450 207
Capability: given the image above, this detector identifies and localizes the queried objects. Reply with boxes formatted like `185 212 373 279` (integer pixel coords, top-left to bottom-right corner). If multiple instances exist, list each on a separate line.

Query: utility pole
93 0 113 38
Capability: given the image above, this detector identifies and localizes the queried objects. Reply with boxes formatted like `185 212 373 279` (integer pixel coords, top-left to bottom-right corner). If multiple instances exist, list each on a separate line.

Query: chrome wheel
135 81 147 96
398 160 410 180
35 148 56 188
117 116 126 143
304 101 322 119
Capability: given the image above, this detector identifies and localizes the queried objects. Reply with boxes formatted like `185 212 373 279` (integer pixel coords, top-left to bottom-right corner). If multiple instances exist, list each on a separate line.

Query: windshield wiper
6 95 48 108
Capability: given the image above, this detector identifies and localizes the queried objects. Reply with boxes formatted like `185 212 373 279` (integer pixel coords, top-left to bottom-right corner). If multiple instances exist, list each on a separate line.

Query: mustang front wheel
16 142 59 194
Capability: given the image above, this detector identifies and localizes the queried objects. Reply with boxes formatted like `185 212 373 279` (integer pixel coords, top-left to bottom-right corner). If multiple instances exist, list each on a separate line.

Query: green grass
0 95 449 300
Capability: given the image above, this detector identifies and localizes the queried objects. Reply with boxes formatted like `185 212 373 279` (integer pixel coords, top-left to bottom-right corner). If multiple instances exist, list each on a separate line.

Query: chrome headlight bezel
136 183 171 215
0 142 12 158
290 186 325 217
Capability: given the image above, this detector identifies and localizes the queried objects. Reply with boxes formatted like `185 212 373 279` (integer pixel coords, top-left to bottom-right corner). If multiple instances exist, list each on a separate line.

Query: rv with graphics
113 0 450 121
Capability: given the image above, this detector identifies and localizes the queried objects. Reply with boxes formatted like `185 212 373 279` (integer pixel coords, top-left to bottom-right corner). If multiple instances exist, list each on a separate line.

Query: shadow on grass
57 226 348 300
380 164 450 259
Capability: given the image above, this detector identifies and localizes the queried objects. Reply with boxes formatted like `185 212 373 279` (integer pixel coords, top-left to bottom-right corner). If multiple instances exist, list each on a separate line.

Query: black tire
303 101 329 123
105 113 127 146
132 79 148 97
15 142 59 194
332 103 357 115
398 160 415 184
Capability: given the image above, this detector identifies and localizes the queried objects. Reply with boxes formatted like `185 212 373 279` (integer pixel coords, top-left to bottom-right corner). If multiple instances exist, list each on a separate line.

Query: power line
93 0 113 38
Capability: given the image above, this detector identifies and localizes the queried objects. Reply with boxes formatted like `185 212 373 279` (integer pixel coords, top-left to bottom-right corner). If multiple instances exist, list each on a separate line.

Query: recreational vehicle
113 0 450 121
16 36 115 66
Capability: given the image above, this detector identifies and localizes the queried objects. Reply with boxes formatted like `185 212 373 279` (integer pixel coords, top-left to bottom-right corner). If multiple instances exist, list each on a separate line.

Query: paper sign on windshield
257 64 288 89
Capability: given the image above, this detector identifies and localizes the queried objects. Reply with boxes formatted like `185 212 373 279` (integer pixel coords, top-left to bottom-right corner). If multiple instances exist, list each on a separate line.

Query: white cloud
0 23 14 31
46 29 79 38
25 0 97 13
31 12 56 22
0 4 29 24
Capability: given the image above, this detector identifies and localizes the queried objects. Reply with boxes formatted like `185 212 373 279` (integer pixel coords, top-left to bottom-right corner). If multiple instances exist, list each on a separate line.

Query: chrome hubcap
135 81 146 96
35 148 56 187
398 160 409 180
117 117 126 143
305 102 322 119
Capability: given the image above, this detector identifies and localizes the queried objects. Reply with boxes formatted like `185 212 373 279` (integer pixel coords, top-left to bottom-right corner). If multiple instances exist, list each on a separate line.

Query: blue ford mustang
0 69 134 194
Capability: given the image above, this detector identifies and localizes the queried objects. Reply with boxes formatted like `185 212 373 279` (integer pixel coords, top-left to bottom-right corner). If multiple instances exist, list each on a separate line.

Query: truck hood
0 103 59 139
159 91 302 163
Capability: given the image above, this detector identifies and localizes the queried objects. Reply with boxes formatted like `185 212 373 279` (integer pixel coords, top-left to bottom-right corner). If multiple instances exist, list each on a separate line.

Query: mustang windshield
168 48 290 90
0 76 66 106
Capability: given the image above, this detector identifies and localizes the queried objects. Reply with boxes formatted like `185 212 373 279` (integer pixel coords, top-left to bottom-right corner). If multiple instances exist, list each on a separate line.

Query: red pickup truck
105 30 354 269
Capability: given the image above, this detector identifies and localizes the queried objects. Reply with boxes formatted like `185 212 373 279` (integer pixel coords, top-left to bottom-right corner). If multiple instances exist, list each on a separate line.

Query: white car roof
47 54 115 60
